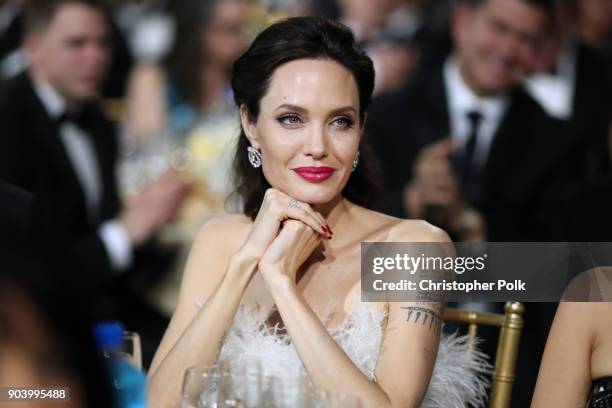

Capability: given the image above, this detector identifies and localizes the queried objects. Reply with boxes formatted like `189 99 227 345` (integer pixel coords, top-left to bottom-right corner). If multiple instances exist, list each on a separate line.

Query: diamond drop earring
352 151 360 172
247 146 262 168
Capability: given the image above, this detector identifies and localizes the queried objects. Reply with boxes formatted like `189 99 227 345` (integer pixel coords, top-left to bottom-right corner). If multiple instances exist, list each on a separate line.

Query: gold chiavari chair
443 301 525 408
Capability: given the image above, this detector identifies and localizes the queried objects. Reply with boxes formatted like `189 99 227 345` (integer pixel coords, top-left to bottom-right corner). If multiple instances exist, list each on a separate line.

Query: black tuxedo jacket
366 63 583 241
0 73 121 289
572 42 612 177
0 180 32 247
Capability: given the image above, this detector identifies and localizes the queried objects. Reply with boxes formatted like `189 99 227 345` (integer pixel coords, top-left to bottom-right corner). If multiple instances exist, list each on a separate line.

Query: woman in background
126 0 248 141
125 0 250 217
532 268 612 407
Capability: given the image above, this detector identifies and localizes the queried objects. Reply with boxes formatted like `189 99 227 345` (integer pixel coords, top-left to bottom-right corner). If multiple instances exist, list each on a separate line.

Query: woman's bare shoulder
365 209 449 242
552 299 612 344
563 266 612 302
350 203 449 243
388 219 450 242
193 213 252 254
179 214 252 303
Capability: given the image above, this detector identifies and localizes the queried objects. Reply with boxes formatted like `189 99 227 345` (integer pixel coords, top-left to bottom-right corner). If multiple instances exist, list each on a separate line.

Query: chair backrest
443 301 525 408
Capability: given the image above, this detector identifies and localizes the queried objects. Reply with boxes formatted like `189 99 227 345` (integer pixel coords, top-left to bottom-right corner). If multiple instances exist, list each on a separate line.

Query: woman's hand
237 188 330 263
258 219 325 287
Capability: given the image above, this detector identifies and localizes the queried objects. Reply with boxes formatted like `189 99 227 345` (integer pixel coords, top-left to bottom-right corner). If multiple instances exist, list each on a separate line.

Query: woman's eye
332 117 354 128
278 115 302 126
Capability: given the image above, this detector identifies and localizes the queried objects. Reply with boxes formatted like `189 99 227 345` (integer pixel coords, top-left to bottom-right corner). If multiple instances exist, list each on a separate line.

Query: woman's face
203 0 249 69
242 58 363 205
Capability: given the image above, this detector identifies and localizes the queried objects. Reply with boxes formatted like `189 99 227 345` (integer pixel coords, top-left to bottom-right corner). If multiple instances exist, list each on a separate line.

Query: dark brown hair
24 0 108 34
165 0 221 109
229 17 381 220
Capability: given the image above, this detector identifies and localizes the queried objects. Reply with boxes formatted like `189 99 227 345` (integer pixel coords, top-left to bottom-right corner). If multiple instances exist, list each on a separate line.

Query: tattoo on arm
401 306 443 331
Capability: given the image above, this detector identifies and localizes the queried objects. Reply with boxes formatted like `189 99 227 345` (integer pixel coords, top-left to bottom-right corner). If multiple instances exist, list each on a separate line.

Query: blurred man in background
366 1 586 406
366 0 580 242
0 0 188 367
525 0 611 178
523 0 612 243
0 0 133 96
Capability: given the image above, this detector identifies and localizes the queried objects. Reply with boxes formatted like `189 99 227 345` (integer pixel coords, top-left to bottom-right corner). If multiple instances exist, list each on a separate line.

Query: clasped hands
236 188 332 290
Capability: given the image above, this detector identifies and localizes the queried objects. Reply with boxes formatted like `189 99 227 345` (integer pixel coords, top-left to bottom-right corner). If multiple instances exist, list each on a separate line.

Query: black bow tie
55 104 96 129
55 108 92 128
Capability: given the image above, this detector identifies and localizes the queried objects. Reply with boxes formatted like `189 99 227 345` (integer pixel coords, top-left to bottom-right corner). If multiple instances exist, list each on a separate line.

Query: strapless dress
589 377 612 408
197 301 492 407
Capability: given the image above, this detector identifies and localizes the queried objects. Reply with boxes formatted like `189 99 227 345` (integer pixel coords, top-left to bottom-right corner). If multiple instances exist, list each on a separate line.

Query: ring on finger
288 198 301 208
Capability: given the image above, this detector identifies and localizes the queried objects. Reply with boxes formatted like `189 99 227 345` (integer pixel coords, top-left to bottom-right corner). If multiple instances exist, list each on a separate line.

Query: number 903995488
1 387 69 401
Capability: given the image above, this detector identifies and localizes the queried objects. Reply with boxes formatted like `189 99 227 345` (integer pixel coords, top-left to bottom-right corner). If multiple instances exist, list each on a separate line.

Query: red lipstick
293 166 335 183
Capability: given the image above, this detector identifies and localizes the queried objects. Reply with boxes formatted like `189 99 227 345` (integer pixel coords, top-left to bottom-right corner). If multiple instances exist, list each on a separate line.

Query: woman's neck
314 196 358 234
311 197 369 257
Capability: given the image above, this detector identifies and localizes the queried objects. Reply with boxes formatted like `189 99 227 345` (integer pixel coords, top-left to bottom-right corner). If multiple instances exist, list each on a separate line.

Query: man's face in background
26 3 110 102
453 0 549 96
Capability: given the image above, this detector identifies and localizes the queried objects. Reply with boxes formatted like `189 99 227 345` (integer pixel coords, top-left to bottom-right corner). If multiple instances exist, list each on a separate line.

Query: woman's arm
268 280 442 407
147 217 259 408
260 220 446 407
147 190 329 407
125 63 168 139
531 302 595 407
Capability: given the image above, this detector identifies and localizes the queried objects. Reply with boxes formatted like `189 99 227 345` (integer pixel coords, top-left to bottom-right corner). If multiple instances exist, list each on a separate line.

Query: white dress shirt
33 79 132 271
524 41 577 120
443 58 509 168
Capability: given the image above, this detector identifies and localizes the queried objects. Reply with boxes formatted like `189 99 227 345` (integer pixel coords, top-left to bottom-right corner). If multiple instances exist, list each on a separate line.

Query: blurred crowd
0 0 611 407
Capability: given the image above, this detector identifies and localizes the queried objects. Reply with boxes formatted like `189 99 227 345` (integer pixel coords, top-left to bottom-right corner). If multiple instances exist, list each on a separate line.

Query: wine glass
283 373 316 408
218 360 286 408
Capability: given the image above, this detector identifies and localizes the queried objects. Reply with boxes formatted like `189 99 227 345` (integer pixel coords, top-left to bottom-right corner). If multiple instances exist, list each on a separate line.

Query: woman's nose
303 125 328 158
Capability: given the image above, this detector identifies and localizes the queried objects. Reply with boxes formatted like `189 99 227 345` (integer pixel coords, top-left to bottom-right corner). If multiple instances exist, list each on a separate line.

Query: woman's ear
240 104 260 148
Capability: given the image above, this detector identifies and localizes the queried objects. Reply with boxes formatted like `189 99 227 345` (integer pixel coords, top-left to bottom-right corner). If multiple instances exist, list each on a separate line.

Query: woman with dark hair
532 268 612 408
127 0 248 139
147 17 488 408
125 0 249 215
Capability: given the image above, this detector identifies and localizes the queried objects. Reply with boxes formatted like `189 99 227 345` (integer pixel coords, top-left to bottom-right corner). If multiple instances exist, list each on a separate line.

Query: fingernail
326 225 333 235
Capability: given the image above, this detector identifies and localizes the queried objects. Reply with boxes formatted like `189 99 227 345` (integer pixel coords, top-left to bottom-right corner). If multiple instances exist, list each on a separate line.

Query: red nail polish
327 225 333 235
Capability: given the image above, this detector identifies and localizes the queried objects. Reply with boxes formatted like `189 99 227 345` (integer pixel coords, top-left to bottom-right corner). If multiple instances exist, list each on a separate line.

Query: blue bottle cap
92 321 125 349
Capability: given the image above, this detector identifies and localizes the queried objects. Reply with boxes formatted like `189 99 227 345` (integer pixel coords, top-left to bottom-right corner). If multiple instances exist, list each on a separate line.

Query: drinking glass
283 373 316 408
218 360 285 408
181 365 221 408
122 331 142 370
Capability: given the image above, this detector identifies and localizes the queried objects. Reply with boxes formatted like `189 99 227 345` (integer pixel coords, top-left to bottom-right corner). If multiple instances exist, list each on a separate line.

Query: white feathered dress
197 300 492 407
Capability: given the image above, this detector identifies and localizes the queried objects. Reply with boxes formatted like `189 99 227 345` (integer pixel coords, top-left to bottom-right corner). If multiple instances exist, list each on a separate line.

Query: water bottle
93 321 147 408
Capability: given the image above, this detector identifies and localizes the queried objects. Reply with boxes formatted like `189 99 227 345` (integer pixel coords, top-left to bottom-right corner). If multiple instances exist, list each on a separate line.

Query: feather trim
196 300 492 407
